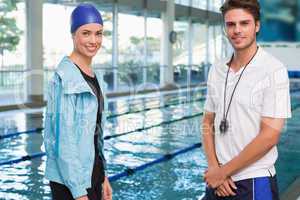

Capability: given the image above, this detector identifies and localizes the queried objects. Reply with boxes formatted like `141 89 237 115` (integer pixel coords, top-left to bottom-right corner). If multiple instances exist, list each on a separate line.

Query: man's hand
102 176 112 200
204 165 227 188
76 196 89 200
215 177 237 197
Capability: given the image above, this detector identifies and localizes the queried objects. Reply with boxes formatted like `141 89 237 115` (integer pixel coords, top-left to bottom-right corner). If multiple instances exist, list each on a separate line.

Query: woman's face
72 23 103 58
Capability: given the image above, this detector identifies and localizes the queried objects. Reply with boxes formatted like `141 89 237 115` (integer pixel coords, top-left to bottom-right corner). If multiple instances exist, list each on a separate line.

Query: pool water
0 86 299 200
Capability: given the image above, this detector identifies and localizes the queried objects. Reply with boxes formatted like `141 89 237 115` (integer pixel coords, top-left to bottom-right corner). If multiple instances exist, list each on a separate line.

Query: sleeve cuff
261 111 292 119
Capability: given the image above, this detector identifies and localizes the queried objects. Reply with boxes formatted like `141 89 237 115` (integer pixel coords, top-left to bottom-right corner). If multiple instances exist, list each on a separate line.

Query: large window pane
191 22 207 84
175 0 190 7
43 3 73 97
192 0 207 10
207 25 223 64
209 0 222 12
259 0 297 41
118 11 144 91
0 0 25 104
173 20 189 86
145 15 161 86
94 11 113 91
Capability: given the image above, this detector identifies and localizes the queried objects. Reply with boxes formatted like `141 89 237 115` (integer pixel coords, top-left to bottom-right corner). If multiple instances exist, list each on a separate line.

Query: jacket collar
55 56 100 95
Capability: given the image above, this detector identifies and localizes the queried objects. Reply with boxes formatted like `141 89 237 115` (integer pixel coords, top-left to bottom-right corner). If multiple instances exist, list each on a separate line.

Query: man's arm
222 117 285 176
202 111 237 196
204 117 285 188
202 111 218 167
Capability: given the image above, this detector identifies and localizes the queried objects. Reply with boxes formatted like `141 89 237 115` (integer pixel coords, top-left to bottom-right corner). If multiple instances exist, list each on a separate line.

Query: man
201 0 291 199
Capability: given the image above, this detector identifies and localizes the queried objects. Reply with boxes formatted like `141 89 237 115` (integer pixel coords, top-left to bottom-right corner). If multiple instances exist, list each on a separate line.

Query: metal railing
0 64 208 100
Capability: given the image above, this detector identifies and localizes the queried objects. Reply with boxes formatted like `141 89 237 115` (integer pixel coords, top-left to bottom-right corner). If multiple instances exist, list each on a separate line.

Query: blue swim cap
70 3 103 33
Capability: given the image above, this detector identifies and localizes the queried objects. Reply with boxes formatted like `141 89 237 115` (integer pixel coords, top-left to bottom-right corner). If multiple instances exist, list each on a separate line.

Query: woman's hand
102 176 112 200
76 195 89 200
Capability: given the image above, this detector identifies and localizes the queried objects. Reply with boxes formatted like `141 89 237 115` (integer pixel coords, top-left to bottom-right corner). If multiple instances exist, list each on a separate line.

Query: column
187 3 193 87
160 0 175 88
112 0 119 91
25 0 44 104
204 0 210 81
143 0 148 84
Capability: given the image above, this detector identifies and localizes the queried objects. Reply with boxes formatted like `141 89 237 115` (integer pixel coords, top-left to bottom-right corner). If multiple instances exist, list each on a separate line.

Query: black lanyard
219 47 259 134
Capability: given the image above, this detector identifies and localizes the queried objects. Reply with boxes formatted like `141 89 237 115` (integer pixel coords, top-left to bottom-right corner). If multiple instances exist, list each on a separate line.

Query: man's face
224 8 260 51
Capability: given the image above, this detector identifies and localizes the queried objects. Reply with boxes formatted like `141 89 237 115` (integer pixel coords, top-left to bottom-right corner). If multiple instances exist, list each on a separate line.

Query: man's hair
220 0 261 22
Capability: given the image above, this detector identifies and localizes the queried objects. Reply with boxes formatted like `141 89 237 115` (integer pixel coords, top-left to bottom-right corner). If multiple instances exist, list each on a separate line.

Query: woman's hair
220 0 260 22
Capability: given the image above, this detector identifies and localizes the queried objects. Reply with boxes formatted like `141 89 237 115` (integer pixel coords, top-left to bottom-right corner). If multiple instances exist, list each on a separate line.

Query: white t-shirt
204 47 292 181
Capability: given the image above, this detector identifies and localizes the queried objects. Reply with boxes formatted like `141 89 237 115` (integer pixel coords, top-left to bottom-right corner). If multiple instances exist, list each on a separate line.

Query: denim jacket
43 56 108 198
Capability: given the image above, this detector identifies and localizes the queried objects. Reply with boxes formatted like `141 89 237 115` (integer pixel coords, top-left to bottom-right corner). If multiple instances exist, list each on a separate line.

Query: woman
43 3 112 200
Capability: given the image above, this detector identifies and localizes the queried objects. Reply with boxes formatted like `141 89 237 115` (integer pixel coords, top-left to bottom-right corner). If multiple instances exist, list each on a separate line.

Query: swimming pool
0 85 299 200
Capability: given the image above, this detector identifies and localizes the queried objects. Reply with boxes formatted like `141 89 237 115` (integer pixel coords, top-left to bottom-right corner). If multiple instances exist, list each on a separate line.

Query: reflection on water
0 87 299 199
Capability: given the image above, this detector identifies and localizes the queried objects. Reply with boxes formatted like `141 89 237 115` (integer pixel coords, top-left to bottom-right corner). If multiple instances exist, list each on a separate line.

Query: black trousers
50 181 102 200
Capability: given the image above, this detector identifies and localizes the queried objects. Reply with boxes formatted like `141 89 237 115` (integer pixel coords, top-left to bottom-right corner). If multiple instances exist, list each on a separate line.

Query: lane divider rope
1 99 300 166
108 143 202 182
0 89 299 166
0 112 204 166
0 97 205 140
